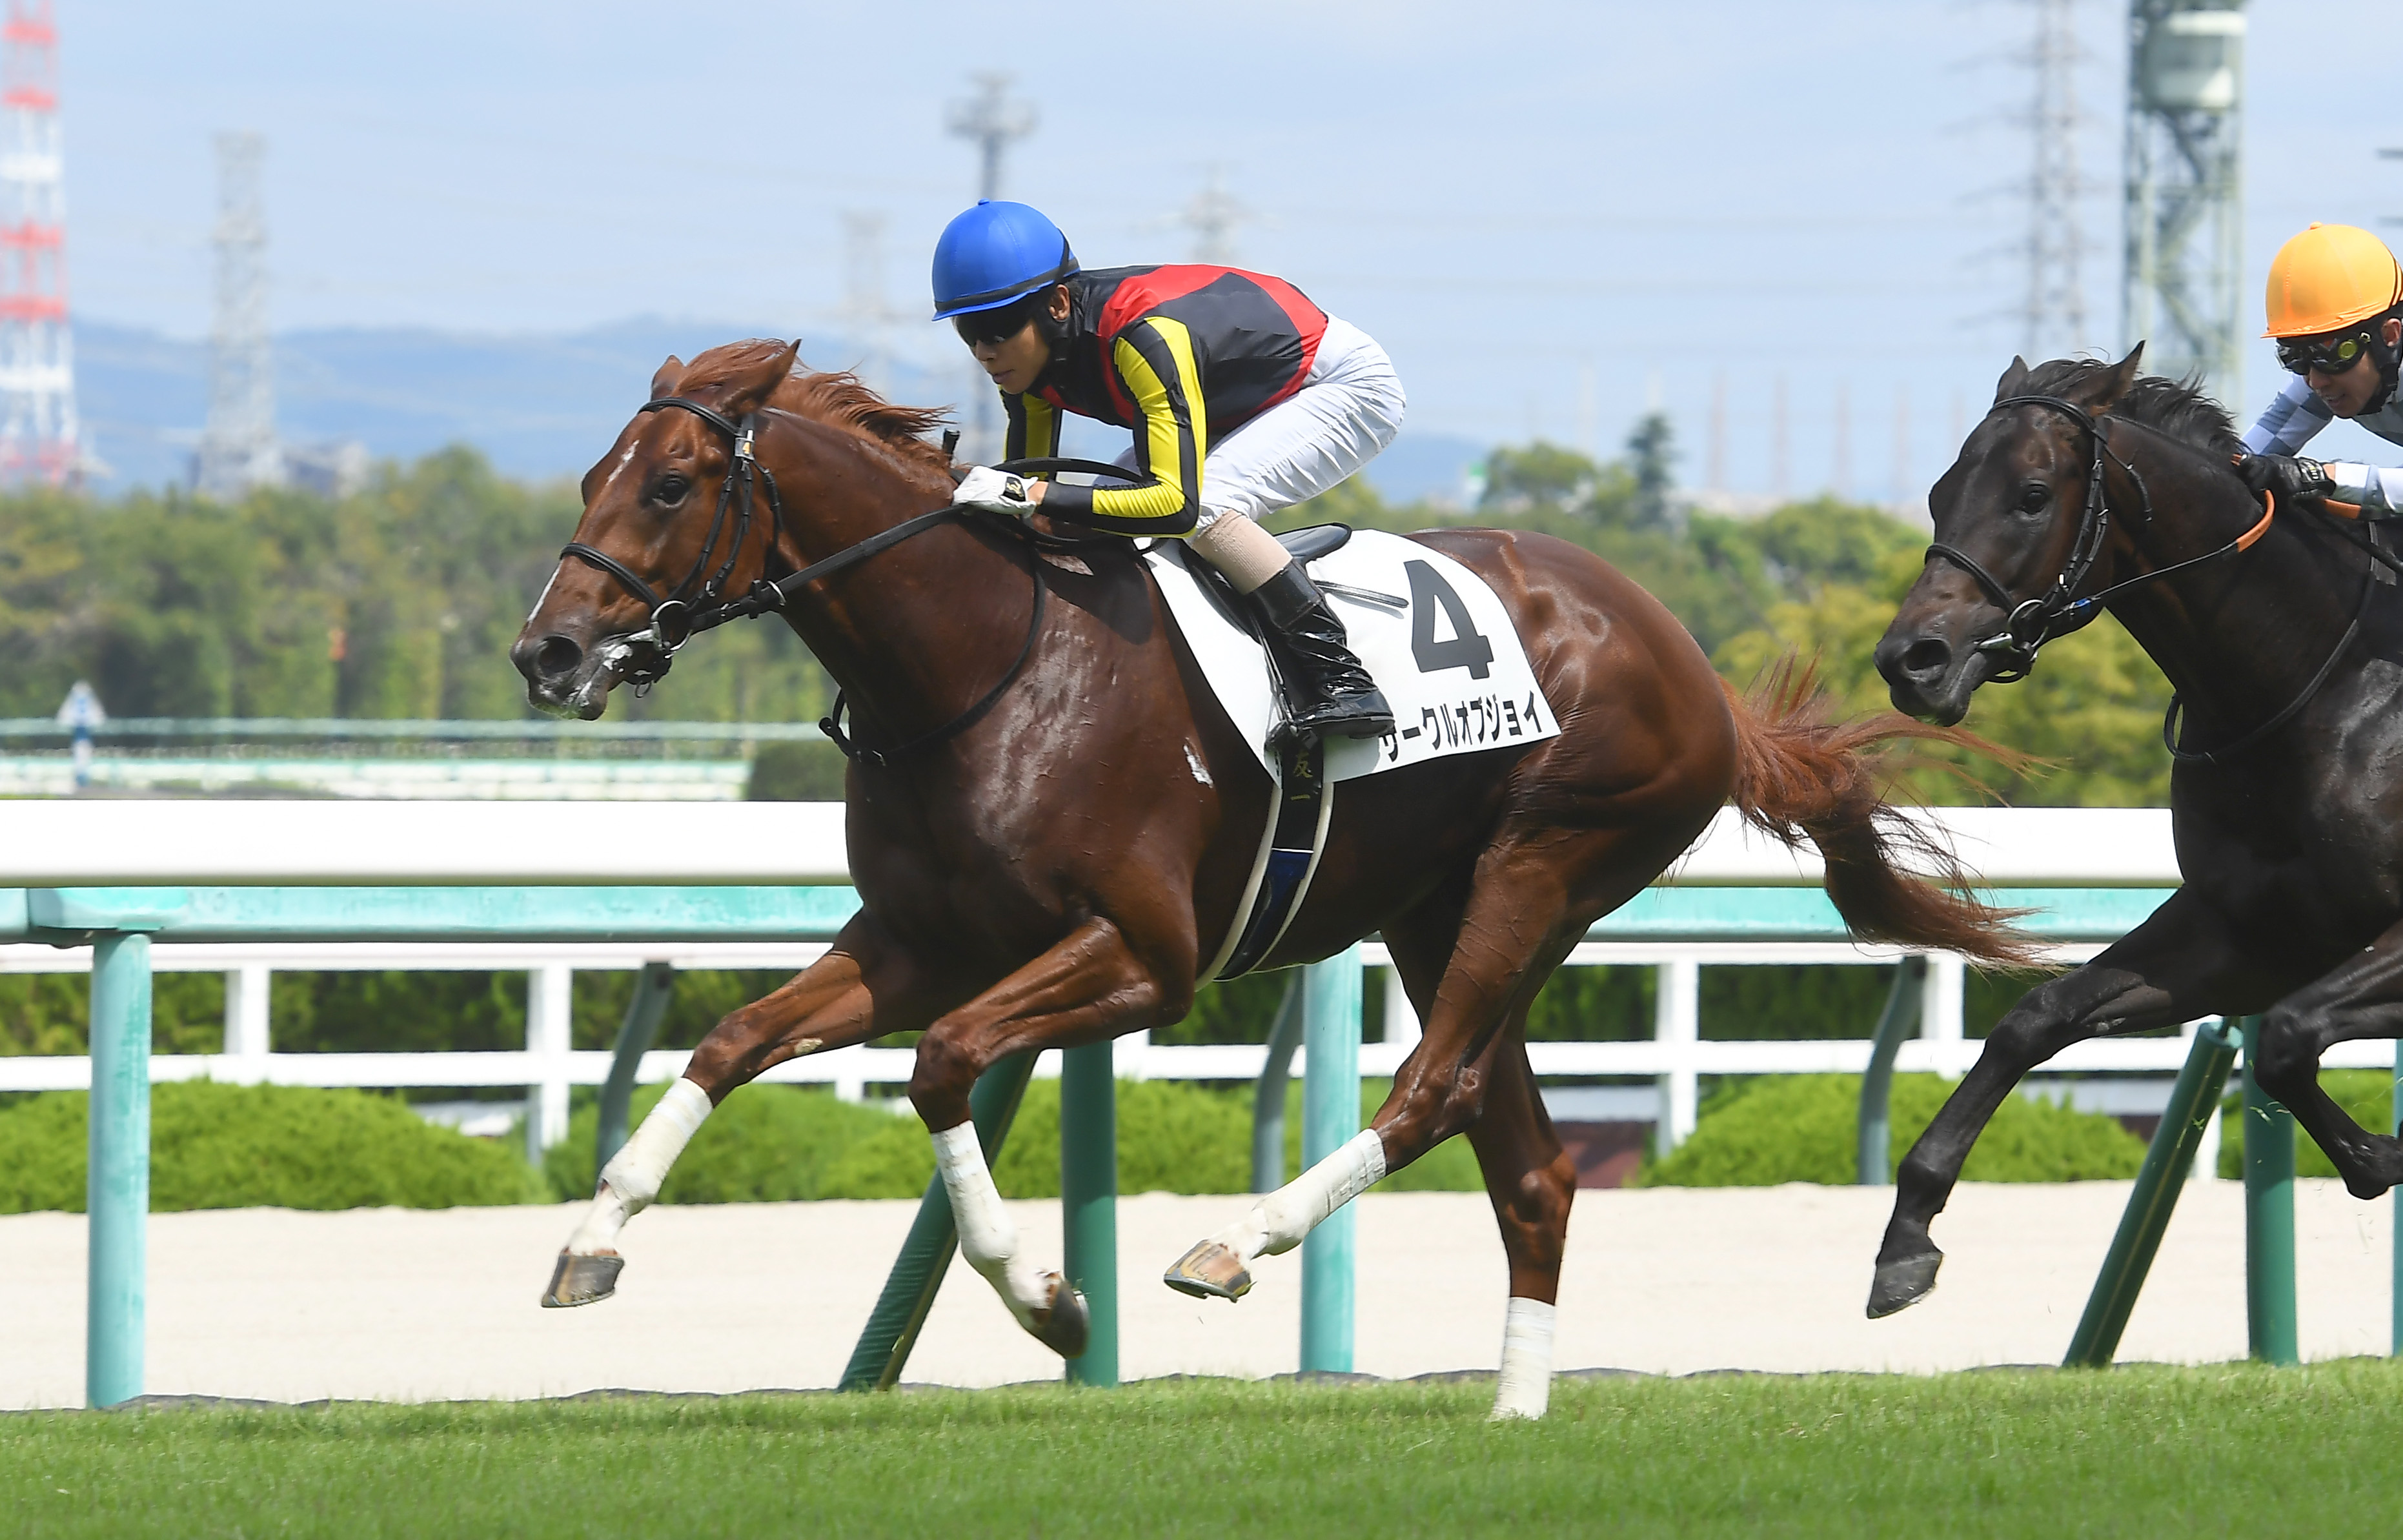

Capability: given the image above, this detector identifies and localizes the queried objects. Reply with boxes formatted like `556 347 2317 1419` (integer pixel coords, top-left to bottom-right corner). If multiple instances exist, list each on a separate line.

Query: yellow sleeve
1004 390 1060 463
1039 316 1204 536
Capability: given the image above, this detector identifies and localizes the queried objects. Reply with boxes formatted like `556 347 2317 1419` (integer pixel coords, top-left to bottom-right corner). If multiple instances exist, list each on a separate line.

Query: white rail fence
3 800 2330 1155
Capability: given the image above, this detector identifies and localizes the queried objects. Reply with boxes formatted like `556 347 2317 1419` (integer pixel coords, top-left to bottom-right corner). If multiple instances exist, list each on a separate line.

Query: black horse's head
1874 348 2151 725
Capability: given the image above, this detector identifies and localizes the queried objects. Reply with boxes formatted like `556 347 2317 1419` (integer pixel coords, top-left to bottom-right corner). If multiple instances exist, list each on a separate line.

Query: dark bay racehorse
1869 347 2403 1318
516 339 2025 1413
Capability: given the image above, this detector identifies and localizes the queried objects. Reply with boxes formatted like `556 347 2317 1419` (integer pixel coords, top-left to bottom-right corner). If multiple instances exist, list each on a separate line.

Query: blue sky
59 0 2403 500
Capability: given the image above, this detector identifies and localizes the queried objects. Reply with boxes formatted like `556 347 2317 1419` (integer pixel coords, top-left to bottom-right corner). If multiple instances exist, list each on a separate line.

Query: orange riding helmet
2263 223 2403 339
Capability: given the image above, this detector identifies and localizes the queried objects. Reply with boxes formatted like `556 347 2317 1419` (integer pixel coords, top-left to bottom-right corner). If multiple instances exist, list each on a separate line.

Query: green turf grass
6 1363 2399 1537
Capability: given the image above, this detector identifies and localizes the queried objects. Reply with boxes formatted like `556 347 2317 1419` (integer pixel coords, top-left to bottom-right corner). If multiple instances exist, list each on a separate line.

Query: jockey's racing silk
1003 265 1328 535
2244 372 2403 512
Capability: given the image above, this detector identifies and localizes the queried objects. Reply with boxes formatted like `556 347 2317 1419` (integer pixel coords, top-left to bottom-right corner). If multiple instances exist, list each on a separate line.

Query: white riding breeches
1115 316 1406 533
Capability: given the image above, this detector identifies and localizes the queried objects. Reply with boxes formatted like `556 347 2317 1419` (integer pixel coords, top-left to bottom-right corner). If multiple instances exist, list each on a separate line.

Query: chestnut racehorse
514 339 2022 1417
1869 349 2403 1320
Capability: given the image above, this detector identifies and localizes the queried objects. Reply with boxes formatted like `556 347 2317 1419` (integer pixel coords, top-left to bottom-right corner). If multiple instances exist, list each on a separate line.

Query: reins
560 400 1129 765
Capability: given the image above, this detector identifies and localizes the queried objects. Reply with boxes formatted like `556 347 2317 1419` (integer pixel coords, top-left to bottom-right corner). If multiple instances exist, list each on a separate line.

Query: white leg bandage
1210 1128 1386 1264
565 1077 713 1255
1492 1297 1556 1421
931 1121 1055 1330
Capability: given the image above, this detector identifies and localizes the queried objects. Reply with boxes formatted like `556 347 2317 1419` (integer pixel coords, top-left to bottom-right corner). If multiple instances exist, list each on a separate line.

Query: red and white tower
0 1 78 485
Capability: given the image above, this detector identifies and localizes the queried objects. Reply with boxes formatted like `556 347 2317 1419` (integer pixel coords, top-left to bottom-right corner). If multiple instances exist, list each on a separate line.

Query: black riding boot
1247 563 1395 740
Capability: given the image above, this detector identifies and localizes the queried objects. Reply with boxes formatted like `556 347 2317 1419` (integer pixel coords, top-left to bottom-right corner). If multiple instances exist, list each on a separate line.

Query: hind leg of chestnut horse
1461 1032 1576 1419
543 918 940 1306
906 912 1186 1359
1870 888 2248 1317
1164 820 1668 1321
2251 920 2403 1201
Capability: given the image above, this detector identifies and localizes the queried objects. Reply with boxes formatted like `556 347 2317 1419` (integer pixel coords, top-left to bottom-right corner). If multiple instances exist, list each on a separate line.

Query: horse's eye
656 476 689 503
2018 483 2049 512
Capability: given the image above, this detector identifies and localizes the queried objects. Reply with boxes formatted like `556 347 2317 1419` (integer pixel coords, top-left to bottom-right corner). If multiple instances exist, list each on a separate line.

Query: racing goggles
2278 329 2375 377
952 295 1043 349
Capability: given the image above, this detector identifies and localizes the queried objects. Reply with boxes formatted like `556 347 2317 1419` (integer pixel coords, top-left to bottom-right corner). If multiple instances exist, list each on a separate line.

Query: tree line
0 431 2169 804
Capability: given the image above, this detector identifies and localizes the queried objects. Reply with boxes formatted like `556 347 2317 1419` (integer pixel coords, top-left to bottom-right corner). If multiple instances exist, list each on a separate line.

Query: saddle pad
1144 529 1560 782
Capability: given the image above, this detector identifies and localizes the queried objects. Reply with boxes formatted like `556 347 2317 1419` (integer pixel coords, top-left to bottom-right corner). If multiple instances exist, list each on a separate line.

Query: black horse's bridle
1925 390 2393 765
1921 393 2170 683
557 397 1130 763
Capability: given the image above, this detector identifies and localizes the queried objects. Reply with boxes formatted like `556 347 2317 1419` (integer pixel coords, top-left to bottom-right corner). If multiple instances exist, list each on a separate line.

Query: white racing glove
952 465 1038 519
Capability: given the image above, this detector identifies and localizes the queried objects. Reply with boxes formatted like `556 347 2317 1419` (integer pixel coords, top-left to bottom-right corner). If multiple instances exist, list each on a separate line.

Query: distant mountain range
73 317 1485 505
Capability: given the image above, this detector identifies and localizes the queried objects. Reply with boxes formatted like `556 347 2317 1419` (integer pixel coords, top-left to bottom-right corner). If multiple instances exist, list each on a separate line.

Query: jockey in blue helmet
933 199 1404 742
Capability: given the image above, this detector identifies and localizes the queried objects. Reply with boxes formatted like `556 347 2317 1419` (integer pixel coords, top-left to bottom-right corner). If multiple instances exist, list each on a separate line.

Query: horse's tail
1720 658 2040 968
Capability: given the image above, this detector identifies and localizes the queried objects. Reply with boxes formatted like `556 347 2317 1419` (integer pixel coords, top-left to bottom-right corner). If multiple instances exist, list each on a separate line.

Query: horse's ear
716 339 804 416
650 356 685 401
2065 345 2145 414
1992 356 2031 403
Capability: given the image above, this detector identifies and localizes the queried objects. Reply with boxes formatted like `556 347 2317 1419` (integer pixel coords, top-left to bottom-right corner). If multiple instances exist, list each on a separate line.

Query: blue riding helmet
931 199 1080 321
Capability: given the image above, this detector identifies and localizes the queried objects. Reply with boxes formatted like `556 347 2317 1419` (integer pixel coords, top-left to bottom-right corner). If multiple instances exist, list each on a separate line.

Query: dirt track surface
1 1181 2389 1407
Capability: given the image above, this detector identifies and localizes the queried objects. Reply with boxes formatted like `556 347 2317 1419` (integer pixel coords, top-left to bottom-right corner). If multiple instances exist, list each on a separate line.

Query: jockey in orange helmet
2237 223 2403 511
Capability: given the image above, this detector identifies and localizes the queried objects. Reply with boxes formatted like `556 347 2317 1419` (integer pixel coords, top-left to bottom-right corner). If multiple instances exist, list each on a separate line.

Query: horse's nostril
1901 640 1951 678
534 635 583 680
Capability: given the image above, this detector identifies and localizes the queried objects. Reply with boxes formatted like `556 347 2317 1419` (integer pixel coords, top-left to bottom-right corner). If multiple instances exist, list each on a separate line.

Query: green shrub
1637 1073 2146 1187
542 1083 902 1202
553 1076 1486 1204
0 1081 543 1213
2218 1069 2392 1180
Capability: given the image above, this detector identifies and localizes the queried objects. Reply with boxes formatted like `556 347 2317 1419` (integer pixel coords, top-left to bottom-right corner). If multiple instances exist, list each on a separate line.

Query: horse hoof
1162 1240 1252 1301
1030 1273 1089 1359
1866 1251 1942 1319
542 1250 624 1308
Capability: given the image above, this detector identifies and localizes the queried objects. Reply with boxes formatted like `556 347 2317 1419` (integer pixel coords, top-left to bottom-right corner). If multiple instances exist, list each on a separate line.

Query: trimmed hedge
1637 1073 2147 1187
0 1082 545 1213
543 1078 1485 1203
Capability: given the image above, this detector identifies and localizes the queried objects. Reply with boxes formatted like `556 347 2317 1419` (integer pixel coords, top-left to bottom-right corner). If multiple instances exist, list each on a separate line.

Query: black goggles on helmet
952 292 1046 348
2278 329 2376 377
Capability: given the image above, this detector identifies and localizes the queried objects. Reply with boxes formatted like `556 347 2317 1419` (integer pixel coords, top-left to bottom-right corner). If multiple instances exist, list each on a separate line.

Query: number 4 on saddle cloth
1146 526 1559 980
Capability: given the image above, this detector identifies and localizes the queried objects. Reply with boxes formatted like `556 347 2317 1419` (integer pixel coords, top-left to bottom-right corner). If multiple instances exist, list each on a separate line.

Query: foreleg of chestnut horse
1462 1032 1576 1420
545 920 937 1304
907 914 1179 1355
1871 889 2243 1318
2252 917 2403 1201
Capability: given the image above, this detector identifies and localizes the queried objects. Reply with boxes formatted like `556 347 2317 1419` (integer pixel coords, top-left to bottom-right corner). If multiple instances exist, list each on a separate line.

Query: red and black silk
1003 265 1328 535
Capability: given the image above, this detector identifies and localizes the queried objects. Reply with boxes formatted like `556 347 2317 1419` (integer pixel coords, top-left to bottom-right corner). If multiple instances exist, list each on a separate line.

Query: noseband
1923 393 2280 684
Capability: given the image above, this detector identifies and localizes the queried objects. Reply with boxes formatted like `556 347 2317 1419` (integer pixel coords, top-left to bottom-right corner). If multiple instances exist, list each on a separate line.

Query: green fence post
1856 956 1927 1186
86 931 152 1409
2238 1017 2299 1366
1060 1040 1119 1387
2063 1017 2238 1367
595 962 675 1174
836 1051 1036 1392
1299 945 1363 1375
1250 977 1305 1193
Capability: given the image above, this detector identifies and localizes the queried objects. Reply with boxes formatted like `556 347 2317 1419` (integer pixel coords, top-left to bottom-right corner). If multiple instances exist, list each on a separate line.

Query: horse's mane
671 338 955 481
2020 357 2242 456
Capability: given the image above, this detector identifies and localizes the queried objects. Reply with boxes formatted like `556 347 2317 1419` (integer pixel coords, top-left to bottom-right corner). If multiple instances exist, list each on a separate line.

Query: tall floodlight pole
946 74 1035 461
0 1 81 486
2022 0 2089 361
2123 0 2245 403
1171 167 1251 265
194 132 279 500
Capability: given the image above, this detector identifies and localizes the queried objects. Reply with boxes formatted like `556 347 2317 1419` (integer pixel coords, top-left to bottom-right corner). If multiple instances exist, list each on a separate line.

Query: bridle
556 396 1129 764
560 396 795 684
1922 390 2392 766
1923 393 2271 683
